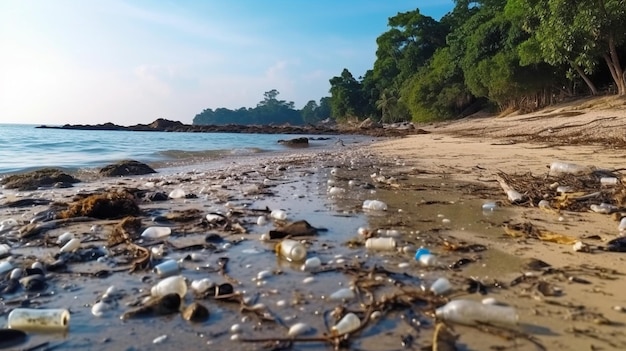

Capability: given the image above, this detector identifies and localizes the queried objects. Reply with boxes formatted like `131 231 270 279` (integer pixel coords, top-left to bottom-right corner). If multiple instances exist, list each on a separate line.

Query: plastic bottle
168 188 186 199
362 200 388 211
270 209 287 221
0 260 13 275
548 161 590 176
329 287 356 301
430 277 452 295
8 308 70 331
190 278 215 294
302 256 321 271
153 259 180 278
482 202 497 212
600 177 618 186
141 226 172 239
59 238 81 253
0 243 10 258
414 247 430 261
331 313 360 335
435 299 518 326
276 239 306 262
365 237 396 250
56 231 74 245
619 217 626 233
151 275 187 298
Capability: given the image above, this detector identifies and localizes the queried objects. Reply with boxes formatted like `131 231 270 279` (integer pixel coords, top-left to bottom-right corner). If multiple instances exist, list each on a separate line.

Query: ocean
0 124 353 175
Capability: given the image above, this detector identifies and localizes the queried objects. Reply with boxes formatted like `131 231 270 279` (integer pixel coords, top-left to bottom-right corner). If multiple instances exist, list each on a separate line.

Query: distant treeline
193 90 331 126
194 1 625 126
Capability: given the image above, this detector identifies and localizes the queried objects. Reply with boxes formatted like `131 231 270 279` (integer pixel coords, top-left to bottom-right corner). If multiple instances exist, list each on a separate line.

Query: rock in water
121 293 181 320
277 137 309 147
98 160 156 177
182 302 209 322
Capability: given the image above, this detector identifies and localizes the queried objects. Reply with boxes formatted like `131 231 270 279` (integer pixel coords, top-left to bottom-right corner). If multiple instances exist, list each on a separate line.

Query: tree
328 69 364 119
375 89 398 123
507 0 626 95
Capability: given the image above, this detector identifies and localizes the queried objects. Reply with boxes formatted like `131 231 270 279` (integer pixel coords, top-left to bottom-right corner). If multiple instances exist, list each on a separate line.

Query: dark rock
268 220 320 239
182 302 210 322
0 329 27 349
20 274 46 291
606 236 626 252
121 293 181 320
145 192 169 202
277 137 309 147
1 168 81 191
99 160 157 177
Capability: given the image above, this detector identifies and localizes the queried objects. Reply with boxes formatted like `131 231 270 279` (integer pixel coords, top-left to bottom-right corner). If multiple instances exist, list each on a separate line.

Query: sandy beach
1 97 626 350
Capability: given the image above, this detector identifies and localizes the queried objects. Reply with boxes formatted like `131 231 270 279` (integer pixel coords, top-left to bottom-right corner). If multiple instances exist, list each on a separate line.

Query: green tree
328 69 364 120
507 0 626 95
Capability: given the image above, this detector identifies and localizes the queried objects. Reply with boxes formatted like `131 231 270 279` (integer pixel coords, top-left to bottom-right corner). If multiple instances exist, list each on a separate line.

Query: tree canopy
193 1 625 126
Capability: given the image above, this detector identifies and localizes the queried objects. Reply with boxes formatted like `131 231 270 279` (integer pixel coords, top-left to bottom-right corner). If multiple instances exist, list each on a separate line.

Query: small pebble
153 334 168 344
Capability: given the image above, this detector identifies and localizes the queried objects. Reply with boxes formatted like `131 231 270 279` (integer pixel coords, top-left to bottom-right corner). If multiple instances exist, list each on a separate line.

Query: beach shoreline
1 101 626 350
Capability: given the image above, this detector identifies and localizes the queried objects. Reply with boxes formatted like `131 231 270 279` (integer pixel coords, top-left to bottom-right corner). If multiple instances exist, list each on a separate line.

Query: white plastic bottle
8 308 70 331
430 277 452 295
276 239 306 262
548 161 590 176
362 200 388 211
365 237 396 250
59 238 81 253
435 299 518 326
331 312 360 335
270 209 287 221
151 275 187 298
141 226 172 239
153 259 180 278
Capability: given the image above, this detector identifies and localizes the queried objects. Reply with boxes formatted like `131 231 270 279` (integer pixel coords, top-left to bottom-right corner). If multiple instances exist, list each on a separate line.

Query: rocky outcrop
0 168 81 190
37 118 424 137
98 160 157 177
277 137 309 147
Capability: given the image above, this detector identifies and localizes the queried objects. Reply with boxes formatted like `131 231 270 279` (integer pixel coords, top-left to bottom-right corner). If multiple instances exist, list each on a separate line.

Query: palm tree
376 89 398 123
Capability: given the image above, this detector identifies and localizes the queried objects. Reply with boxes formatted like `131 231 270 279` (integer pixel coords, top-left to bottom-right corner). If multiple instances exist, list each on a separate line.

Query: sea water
0 124 349 175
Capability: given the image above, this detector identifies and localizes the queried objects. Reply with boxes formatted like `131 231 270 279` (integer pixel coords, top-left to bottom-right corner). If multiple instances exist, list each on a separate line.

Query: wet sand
1 100 626 350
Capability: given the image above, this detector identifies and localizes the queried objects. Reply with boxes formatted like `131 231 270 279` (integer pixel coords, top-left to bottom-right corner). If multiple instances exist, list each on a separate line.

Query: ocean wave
157 148 264 160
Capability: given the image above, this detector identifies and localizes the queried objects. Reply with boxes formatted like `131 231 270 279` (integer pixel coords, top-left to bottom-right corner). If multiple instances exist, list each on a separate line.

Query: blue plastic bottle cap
414 247 430 261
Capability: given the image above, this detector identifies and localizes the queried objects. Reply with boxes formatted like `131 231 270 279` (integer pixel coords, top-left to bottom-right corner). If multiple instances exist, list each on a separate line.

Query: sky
0 0 454 126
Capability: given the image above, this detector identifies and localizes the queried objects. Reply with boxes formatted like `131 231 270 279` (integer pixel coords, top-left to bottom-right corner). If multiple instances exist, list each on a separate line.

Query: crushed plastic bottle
362 200 388 211
141 226 172 239
548 161 591 176
435 299 518 326
331 313 360 335
430 277 452 295
168 188 186 199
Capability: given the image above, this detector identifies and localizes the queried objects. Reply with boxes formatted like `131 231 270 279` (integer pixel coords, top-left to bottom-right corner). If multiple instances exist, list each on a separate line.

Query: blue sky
0 1 454 126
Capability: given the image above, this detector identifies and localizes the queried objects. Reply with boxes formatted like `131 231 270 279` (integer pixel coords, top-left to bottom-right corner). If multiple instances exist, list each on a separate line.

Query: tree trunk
573 65 599 95
604 35 626 96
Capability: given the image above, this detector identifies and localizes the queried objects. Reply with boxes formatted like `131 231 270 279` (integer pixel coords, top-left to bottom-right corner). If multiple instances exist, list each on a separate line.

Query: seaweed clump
59 189 140 219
